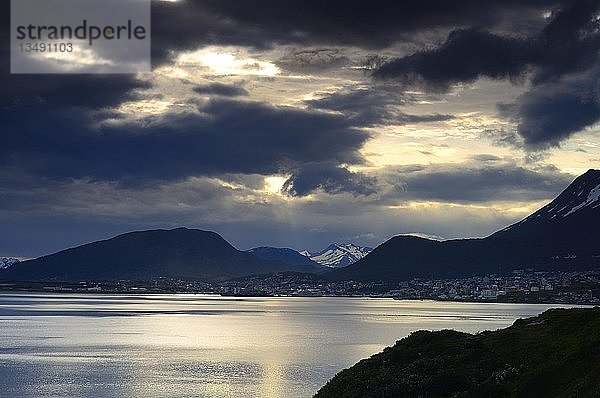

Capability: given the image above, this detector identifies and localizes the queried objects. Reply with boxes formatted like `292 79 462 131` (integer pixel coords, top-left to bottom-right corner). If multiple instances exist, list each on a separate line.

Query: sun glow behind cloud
264 176 288 195
117 99 176 116
177 47 280 77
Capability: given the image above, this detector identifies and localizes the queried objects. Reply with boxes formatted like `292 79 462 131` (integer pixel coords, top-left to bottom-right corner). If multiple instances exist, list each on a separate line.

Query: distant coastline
2 268 599 306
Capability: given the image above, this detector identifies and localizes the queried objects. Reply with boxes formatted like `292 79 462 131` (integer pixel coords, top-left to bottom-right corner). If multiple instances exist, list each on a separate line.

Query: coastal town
217 269 600 305
4 269 600 306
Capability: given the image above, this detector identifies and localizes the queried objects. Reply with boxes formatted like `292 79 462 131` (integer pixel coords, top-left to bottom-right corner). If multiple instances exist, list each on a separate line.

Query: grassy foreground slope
315 307 600 398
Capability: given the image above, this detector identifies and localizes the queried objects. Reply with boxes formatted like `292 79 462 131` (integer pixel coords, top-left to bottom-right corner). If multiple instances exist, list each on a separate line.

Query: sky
1 0 599 257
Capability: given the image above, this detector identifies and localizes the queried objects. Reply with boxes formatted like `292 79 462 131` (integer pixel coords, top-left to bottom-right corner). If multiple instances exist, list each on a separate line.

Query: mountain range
1 169 599 283
0 228 307 282
330 169 600 281
246 247 326 272
246 244 371 270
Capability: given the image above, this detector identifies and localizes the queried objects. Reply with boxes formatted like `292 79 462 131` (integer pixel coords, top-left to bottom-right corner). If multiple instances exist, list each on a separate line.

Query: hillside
331 169 600 281
315 307 600 398
0 228 295 282
247 246 327 272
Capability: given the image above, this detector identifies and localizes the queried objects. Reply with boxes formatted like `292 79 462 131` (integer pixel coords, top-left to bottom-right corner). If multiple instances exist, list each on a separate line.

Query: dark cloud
0 75 149 109
193 83 249 97
502 67 600 149
181 0 560 47
373 0 600 89
374 28 530 92
282 162 377 197
0 99 369 185
399 113 455 123
147 0 566 67
532 0 600 84
308 87 416 110
307 87 452 126
386 163 574 203
372 0 600 147
150 1 258 65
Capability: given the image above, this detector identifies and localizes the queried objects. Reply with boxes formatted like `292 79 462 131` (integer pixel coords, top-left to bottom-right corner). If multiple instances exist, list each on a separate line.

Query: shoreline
0 285 596 307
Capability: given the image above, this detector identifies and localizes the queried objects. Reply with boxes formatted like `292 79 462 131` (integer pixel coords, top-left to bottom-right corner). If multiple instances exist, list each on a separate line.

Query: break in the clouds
1 0 599 256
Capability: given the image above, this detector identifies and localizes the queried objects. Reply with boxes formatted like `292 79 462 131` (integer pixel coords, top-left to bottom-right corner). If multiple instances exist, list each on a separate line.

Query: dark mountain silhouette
2 170 599 283
0 228 300 282
246 246 327 272
331 169 600 281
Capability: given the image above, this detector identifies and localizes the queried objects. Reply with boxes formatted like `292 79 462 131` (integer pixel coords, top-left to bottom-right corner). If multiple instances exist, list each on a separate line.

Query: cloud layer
0 0 595 256
0 99 370 185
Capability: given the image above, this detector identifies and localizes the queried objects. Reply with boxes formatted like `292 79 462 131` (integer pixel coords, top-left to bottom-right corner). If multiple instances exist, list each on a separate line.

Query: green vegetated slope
315 307 600 398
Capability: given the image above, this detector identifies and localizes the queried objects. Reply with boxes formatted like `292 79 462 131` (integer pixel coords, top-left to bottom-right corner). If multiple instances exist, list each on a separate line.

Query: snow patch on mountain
500 170 600 234
398 232 445 241
564 183 600 217
308 243 372 268
0 257 20 269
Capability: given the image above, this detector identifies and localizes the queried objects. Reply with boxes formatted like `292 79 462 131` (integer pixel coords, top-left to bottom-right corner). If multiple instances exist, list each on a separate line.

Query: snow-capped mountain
304 243 373 268
0 257 20 269
499 168 600 232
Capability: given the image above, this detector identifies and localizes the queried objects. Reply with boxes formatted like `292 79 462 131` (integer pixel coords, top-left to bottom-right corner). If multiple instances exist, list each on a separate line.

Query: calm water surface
0 293 582 398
